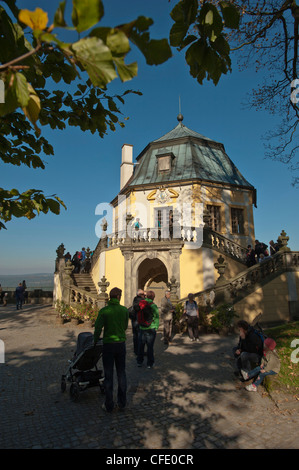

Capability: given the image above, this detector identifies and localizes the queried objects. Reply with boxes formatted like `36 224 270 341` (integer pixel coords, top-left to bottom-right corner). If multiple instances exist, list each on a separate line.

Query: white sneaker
245 384 257 392
241 369 249 380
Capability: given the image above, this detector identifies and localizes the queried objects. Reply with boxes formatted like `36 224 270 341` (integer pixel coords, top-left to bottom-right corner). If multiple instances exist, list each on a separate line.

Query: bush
208 303 238 332
55 300 99 324
55 300 72 321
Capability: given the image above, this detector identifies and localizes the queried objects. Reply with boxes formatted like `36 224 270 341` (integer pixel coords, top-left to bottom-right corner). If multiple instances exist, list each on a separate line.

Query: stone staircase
72 273 98 295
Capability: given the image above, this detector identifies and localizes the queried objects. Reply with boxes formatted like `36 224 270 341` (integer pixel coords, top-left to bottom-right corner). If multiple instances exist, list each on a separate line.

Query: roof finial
177 95 184 124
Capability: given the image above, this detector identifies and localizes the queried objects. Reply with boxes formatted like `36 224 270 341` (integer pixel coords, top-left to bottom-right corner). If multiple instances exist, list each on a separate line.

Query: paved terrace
0 303 298 450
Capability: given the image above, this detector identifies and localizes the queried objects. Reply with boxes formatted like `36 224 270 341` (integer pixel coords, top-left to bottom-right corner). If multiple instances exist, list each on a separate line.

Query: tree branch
0 43 41 70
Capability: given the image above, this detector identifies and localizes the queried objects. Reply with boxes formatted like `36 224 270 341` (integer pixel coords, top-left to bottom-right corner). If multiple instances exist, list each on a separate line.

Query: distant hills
0 273 54 290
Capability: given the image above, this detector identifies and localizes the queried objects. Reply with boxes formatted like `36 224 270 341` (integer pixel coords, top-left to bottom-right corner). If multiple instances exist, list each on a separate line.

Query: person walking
93 287 129 413
137 290 159 368
161 290 175 344
184 293 200 342
129 289 145 355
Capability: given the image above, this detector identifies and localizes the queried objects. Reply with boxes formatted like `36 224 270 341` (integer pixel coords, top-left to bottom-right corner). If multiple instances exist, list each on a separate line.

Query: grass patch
264 321 299 396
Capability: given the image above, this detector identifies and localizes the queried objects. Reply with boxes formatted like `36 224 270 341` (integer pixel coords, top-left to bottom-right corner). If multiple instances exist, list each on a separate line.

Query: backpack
137 300 153 327
253 327 266 345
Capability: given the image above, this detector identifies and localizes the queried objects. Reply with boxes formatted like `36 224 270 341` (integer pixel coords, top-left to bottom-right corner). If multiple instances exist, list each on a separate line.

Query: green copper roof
154 123 213 143
124 117 254 191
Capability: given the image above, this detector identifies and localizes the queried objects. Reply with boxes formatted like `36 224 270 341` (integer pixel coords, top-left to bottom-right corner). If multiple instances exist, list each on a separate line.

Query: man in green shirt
94 287 129 412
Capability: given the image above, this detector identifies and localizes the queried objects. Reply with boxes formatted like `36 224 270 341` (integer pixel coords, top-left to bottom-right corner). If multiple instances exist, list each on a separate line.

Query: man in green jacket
136 290 159 369
94 287 129 412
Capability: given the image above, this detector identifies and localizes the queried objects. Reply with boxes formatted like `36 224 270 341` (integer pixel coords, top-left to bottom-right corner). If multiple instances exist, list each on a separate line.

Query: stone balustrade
181 250 299 309
70 286 101 308
203 229 247 262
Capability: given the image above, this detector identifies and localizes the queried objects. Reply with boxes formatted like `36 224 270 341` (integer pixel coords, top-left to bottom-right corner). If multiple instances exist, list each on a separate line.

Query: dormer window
156 150 175 173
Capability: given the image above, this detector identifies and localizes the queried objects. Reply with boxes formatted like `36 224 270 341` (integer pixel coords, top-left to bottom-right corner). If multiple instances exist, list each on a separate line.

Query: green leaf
14 72 30 108
0 72 30 116
46 198 61 215
169 0 198 47
72 0 104 33
211 35 230 57
22 84 41 130
169 21 189 47
71 37 117 87
219 1 240 29
125 16 172 65
113 58 138 82
54 0 67 27
170 0 197 25
199 4 223 39
106 29 130 56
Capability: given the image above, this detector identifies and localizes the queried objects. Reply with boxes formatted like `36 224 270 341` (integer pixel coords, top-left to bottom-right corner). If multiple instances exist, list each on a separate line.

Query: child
241 337 281 392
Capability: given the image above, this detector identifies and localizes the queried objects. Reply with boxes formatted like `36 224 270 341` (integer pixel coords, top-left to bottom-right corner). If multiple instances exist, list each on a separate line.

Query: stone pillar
278 230 290 252
167 276 180 305
214 255 227 285
84 247 92 273
62 259 73 304
123 250 134 307
98 276 110 307
213 255 230 304
125 213 134 241
170 249 181 297
55 243 65 272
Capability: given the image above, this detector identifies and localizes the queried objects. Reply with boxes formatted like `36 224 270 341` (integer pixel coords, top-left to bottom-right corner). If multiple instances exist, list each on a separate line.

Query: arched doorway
137 258 168 307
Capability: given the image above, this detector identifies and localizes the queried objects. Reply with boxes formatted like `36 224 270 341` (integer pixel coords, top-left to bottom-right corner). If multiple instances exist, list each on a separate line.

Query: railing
70 285 100 308
105 226 201 246
92 225 247 264
204 229 247 263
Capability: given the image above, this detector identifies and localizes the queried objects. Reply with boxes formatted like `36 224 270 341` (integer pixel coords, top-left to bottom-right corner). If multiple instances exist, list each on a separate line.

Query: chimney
120 144 134 190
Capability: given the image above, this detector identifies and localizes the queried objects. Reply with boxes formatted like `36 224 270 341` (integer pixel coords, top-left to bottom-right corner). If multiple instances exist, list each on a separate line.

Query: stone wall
2 289 53 305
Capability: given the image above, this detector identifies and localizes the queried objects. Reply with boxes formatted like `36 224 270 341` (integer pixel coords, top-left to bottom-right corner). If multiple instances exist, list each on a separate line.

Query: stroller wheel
70 383 80 402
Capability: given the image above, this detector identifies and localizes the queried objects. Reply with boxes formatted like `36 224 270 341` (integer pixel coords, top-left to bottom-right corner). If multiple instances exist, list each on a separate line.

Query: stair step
72 273 98 294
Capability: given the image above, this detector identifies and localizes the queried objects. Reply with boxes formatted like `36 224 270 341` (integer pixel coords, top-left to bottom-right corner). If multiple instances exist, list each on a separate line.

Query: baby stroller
61 332 105 401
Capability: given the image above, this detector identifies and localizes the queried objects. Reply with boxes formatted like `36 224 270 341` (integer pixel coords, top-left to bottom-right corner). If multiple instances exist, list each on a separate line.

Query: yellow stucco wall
213 251 246 280
180 247 203 298
105 248 125 293
233 273 294 324
179 246 248 298
91 254 100 290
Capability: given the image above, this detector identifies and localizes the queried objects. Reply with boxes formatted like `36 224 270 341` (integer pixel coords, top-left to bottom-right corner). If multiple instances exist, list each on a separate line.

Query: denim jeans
102 342 127 412
247 366 277 387
233 347 261 371
137 329 156 367
131 320 139 355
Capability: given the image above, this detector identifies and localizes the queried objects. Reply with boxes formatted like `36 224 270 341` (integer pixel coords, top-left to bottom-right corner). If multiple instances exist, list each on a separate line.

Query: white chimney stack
120 144 134 190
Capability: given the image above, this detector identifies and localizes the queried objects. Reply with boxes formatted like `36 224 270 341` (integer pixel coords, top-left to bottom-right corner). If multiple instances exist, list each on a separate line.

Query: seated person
241 337 281 392
233 320 263 375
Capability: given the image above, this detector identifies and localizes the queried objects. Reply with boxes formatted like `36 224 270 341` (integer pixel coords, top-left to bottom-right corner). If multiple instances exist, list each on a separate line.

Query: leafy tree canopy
0 0 172 228
0 0 298 229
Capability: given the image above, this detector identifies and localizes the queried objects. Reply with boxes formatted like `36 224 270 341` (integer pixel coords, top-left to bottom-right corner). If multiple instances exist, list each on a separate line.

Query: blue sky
0 0 298 276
